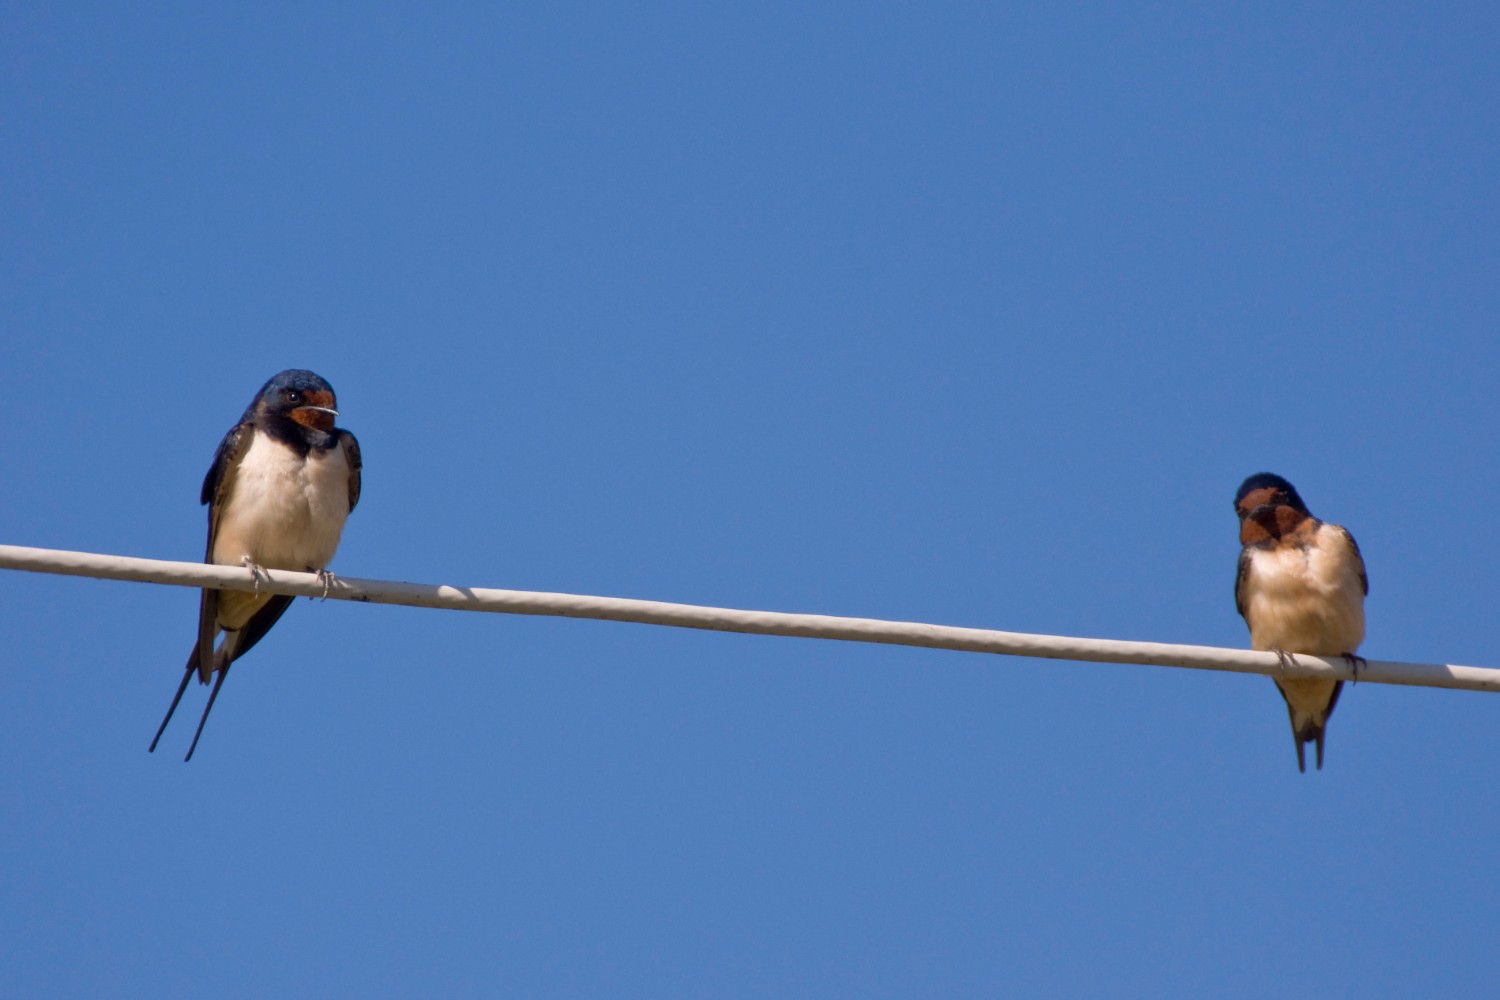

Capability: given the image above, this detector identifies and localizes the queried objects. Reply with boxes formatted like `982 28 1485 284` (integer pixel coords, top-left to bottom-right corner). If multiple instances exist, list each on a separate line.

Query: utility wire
1 543 1493 693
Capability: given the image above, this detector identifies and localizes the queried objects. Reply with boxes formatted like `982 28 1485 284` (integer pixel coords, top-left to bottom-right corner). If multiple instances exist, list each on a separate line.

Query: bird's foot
1271 647 1297 678
241 556 268 594
314 568 336 601
1342 652 1368 685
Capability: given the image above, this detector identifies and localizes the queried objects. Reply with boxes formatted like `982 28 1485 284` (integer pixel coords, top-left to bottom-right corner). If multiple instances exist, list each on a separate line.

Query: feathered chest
210 430 353 571
1238 525 1366 654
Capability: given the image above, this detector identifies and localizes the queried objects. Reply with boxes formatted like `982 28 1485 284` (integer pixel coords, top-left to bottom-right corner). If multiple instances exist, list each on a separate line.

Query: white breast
209 430 353 575
1242 524 1365 655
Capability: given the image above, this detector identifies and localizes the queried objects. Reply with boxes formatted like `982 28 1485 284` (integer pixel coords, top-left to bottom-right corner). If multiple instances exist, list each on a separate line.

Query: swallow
1233 472 1367 772
150 369 362 760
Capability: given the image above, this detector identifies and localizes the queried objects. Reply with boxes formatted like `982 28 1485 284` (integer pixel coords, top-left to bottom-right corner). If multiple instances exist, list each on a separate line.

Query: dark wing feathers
201 422 254 558
1338 526 1369 596
201 422 253 509
195 588 219 683
194 422 253 681
340 430 362 512
1233 547 1252 621
230 595 296 664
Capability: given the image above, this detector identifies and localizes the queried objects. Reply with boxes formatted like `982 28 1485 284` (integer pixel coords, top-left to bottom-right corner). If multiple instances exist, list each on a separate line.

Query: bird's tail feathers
150 636 231 756
1276 679 1344 773
148 648 198 754
184 664 231 762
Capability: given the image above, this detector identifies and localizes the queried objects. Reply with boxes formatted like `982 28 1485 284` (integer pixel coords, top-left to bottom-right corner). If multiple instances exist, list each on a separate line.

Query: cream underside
1243 524 1365 724
210 431 352 631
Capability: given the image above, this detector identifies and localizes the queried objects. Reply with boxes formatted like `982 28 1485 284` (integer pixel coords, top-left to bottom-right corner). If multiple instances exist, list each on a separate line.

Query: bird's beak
289 403 340 431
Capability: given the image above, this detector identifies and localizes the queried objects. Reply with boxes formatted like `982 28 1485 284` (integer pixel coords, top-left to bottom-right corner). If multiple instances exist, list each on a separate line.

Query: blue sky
2 3 1498 996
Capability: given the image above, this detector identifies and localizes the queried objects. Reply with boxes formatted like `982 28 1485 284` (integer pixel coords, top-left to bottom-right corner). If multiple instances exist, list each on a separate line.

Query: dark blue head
1234 472 1310 519
246 369 340 432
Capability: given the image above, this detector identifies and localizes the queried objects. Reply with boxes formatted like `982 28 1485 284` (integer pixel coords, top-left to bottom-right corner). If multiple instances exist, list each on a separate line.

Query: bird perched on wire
150 369 362 761
1233 472 1367 772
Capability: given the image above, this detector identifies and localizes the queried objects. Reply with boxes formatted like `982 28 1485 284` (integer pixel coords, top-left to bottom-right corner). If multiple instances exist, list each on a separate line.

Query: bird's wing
195 422 254 680
201 422 255 550
223 594 296 664
1337 525 1369 596
1234 546 1253 621
340 430 362 512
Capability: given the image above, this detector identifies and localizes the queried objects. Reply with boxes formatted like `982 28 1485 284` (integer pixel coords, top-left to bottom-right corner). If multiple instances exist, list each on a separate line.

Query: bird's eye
287 390 301 403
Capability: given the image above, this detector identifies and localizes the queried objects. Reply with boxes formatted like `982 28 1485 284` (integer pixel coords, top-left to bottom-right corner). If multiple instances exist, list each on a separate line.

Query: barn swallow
149 369 362 760
1233 473 1367 772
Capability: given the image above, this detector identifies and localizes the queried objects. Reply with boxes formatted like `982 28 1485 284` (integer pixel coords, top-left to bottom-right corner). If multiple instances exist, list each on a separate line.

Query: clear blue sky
3 3 1498 997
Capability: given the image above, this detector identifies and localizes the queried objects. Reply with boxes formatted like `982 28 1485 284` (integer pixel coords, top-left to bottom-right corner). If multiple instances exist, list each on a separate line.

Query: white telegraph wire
1 543 1494 693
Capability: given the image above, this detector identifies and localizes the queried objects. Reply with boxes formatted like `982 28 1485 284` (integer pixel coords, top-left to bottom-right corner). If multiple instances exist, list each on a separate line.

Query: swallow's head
1234 472 1312 544
253 369 340 433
